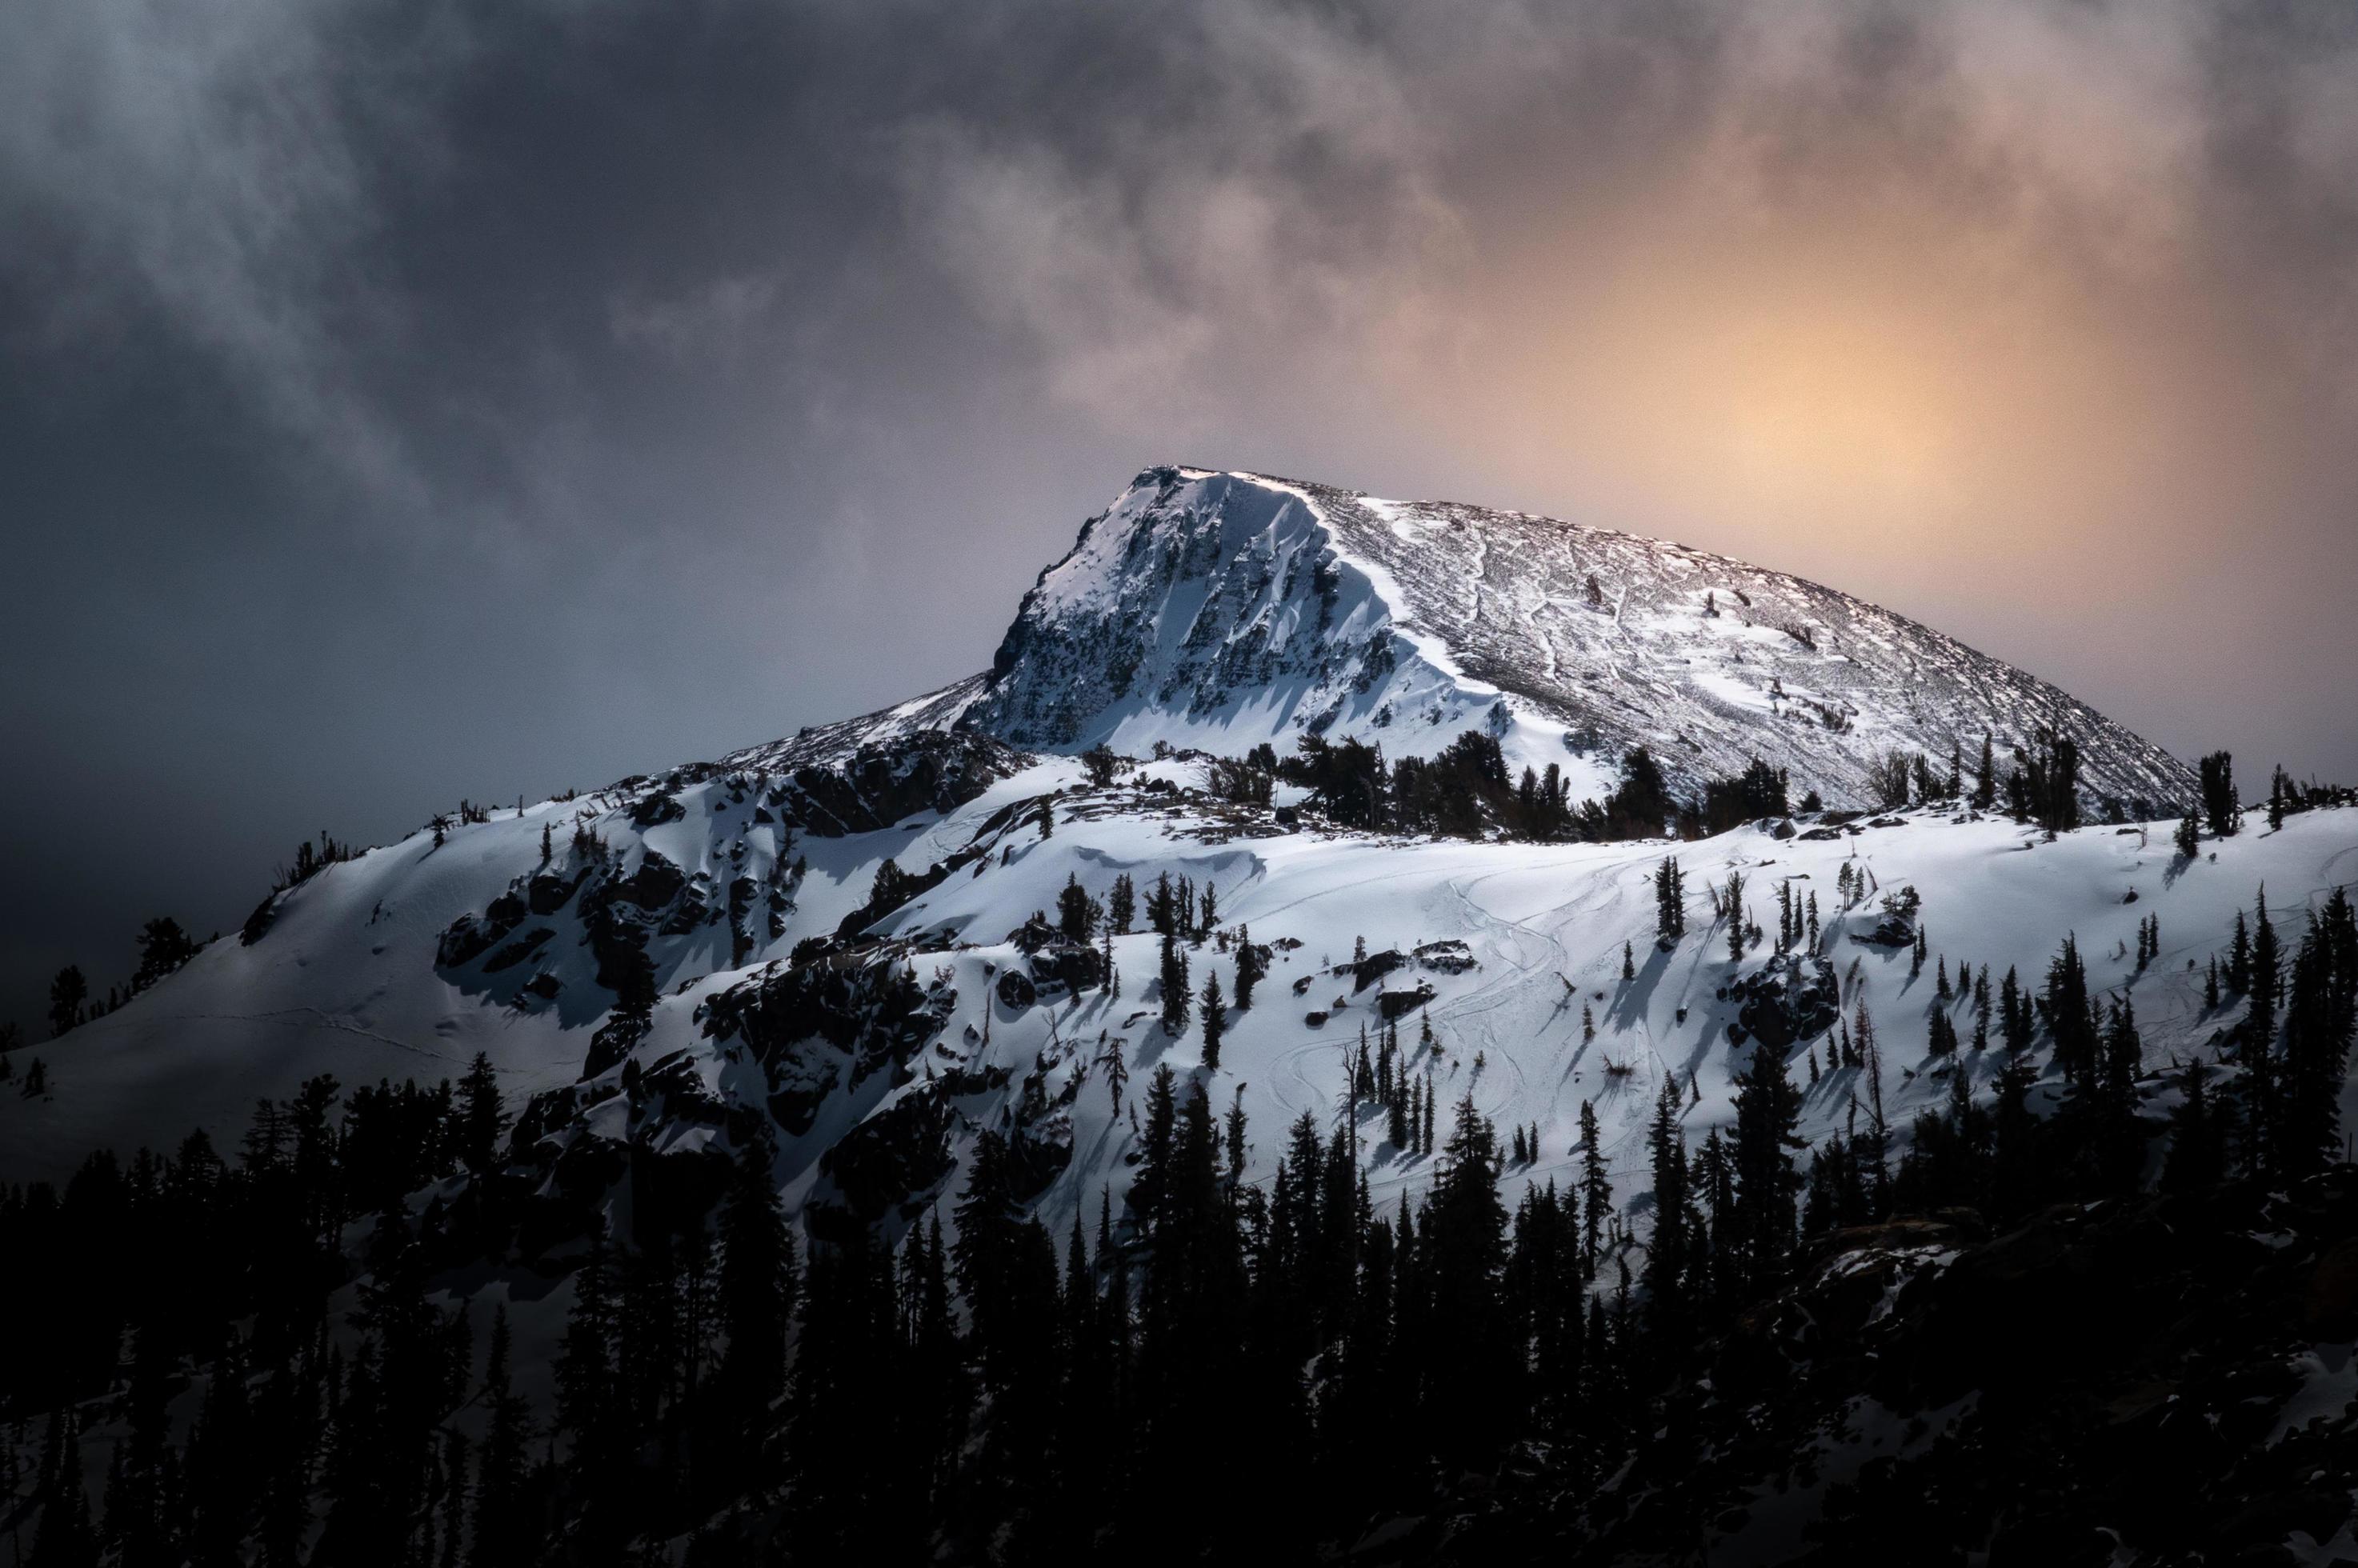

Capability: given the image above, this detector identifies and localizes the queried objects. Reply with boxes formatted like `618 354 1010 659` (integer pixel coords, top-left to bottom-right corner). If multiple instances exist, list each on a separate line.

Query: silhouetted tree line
0 1055 519 1568
1277 732 1809 845
41 919 205 1042
3 878 2352 1565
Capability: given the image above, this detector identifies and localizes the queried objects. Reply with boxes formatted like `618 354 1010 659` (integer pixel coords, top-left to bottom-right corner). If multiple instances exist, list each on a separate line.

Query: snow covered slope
7 729 2350 1257
516 786 2358 1250
966 466 2195 814
0 722 1033 1183
0 463 2307 1234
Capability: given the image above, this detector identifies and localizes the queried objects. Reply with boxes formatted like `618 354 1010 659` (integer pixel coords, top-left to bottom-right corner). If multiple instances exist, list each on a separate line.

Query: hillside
0 466 2215 1191
0 465 2349 1566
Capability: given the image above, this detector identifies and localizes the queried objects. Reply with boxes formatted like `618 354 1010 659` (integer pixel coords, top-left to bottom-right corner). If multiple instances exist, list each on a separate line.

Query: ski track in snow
175 1007 480 1069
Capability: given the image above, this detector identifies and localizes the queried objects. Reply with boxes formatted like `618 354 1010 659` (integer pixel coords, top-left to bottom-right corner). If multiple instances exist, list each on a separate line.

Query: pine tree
1731 1038 1805 1295
1581 1004 1595 1046
1131 1066 1180 1236
2199 751 2239 838
2099 998 2146 1189
1856 1002 1888 1210
1159 934 1191 1035
2046 934 2098 1090
2277 890 2356 1179
1233 925 1265 1010
1199 969 1226 1071
2176 811 2201 860
469 1306 534 1568
1577 1101 1609 1280
1643 1077 1691 1342
1655 858 1686 946
454 1052 506 1174
46 966 86 1038
1223 1086 1249 1194
716 1126 795 1420
2000 966 2030 1053
1723 870 1747 963
1622 941 1635 981
1109 873 1136 935
1424 1094 1514 1467
2252 888 2281 1011
554 1226 619 1474
1057 873 1097 943
2244 888 2284 1177
953 1133 1025 1393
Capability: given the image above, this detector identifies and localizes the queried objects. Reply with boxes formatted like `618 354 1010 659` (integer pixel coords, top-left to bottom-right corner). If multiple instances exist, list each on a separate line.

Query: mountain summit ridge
959 465 2194 814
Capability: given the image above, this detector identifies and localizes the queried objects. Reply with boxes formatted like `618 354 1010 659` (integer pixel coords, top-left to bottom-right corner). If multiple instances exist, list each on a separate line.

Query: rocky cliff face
963 466 2196 814
963 467 1509 770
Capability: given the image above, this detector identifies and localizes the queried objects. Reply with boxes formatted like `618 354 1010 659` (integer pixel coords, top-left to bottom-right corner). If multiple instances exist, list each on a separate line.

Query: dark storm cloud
4 0 2356 1029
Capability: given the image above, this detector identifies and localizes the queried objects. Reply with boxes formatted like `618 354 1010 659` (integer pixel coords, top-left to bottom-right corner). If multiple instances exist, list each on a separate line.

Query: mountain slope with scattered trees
1 466 2350 1566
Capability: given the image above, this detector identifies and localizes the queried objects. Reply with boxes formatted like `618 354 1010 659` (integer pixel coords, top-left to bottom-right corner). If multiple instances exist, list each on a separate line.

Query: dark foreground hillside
3 976 2353 1566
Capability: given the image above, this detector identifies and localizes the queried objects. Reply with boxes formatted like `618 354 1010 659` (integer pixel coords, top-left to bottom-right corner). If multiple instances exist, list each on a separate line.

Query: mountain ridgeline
963 466 2195 818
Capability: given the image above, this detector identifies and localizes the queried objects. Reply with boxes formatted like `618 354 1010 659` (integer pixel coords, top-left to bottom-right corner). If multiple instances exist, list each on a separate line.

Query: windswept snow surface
965 467 2194 814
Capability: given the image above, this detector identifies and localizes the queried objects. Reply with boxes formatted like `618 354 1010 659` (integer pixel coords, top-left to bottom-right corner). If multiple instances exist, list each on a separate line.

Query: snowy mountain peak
0 462 2232 1194
966 466 1515 770
965 465 2195 814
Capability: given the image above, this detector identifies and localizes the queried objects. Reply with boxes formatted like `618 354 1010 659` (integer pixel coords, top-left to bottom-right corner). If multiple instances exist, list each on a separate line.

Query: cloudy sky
6 0 2356 1031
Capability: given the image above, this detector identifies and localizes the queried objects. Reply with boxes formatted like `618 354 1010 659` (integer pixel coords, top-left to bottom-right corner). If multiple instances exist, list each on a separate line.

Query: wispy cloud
0 0 484 502
5 0 2357 1031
